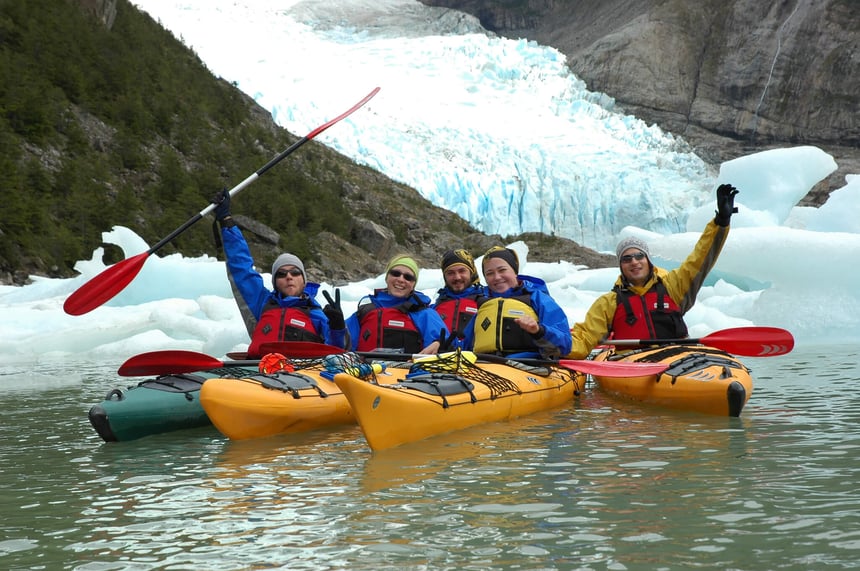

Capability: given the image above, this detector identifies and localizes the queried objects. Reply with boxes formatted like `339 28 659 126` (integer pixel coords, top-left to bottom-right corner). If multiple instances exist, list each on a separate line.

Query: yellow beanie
386 255 419 281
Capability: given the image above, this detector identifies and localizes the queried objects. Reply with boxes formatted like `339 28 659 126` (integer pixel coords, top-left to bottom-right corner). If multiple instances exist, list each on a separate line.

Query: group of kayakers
212 183 739 361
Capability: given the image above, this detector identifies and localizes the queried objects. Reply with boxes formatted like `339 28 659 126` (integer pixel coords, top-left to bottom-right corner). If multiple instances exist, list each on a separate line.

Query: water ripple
1 346 858 569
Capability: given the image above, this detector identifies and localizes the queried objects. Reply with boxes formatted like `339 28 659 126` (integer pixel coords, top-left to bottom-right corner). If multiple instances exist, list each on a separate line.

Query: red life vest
434 294 479 336
611 280 688 341
356 302 422 353
247 301 323 357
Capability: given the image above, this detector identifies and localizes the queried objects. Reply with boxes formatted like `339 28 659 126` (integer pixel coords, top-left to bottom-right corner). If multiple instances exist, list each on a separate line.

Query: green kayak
88 365 259 442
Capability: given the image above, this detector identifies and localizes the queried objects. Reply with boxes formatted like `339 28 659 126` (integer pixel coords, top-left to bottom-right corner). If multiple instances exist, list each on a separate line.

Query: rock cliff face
420 0 860 203
78 0 117 28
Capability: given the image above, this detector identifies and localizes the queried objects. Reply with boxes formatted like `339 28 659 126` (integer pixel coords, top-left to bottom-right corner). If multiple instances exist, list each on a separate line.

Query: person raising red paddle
567 183 739 359
213 190 346 357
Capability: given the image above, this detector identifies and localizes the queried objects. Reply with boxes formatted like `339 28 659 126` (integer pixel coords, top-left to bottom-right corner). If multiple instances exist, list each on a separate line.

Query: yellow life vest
472 296 540 354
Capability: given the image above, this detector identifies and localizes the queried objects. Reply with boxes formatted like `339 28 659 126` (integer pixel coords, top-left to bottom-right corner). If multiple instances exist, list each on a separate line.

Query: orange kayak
590 344 753 416
199 367 357 440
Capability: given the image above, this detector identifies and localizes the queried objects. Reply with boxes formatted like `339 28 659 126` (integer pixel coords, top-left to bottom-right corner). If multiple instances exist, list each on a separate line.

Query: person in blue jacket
213 190 345 357
346 255 448 355
461 246 571 360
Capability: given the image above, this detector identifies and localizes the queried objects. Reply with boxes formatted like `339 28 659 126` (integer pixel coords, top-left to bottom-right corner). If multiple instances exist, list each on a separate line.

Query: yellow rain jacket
568 220 730 359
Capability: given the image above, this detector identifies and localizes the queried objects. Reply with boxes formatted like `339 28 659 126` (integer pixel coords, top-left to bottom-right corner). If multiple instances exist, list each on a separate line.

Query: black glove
322 289 345 330
714 183 739 226
438 327 458 351
212 189 232 223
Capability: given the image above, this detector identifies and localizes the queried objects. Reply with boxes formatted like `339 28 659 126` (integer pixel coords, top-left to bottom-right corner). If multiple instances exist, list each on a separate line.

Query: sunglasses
387 269 416 282
275 268 303 279
619 252 647 264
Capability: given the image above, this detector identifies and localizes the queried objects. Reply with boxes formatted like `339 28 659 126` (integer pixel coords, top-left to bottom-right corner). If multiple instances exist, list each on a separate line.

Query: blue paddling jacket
221 225 345 352
461 275 571 360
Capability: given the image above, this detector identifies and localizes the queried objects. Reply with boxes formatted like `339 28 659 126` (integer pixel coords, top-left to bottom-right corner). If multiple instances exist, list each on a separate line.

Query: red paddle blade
63 252 150 316
703 326 794 357
305 87 380 139
258 341 347 358
559 359 669 377
118 350 223 376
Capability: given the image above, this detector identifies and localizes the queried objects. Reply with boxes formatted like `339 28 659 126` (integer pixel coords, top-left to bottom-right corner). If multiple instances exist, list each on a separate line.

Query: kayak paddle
605 326 794 357
347 350 670 377
118 346 669 378
64 87 381 316
556 359 668 376
118 350 257 376
471 353 669 377
258 341 347 357
117 342 349 376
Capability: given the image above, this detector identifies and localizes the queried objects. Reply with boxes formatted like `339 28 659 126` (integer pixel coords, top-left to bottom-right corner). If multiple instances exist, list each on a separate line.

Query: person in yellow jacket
567 184 739 359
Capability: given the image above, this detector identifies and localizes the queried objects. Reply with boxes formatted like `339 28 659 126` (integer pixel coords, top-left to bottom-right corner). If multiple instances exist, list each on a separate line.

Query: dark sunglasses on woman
388 269 416 282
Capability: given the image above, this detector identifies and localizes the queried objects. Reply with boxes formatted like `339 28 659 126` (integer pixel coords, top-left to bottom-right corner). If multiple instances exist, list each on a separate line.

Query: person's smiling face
385 265 416 298
619 249 650 286
482 258 518 293
443 264 473 293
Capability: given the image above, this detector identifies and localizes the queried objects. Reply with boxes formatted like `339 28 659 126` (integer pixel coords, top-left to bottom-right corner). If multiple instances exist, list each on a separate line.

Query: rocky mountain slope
420 0 860 205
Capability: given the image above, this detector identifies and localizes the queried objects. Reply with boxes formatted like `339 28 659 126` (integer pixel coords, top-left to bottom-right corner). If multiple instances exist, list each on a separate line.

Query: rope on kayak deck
608 346 750 384
408 350 521 399
322 352 386 380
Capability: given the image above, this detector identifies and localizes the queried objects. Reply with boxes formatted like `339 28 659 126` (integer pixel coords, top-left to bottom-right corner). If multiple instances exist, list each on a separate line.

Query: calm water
1 345 858 570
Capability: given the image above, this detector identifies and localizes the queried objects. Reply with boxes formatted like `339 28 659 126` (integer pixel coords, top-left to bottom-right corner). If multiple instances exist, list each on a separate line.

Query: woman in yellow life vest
461 246 572 359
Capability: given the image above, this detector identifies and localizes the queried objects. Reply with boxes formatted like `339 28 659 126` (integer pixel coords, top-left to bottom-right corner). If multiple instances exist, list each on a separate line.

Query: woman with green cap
345 254 449 354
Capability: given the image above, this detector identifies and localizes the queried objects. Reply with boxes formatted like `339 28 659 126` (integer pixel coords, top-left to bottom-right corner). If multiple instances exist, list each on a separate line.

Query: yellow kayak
590 344 753 416
334 352 583 451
